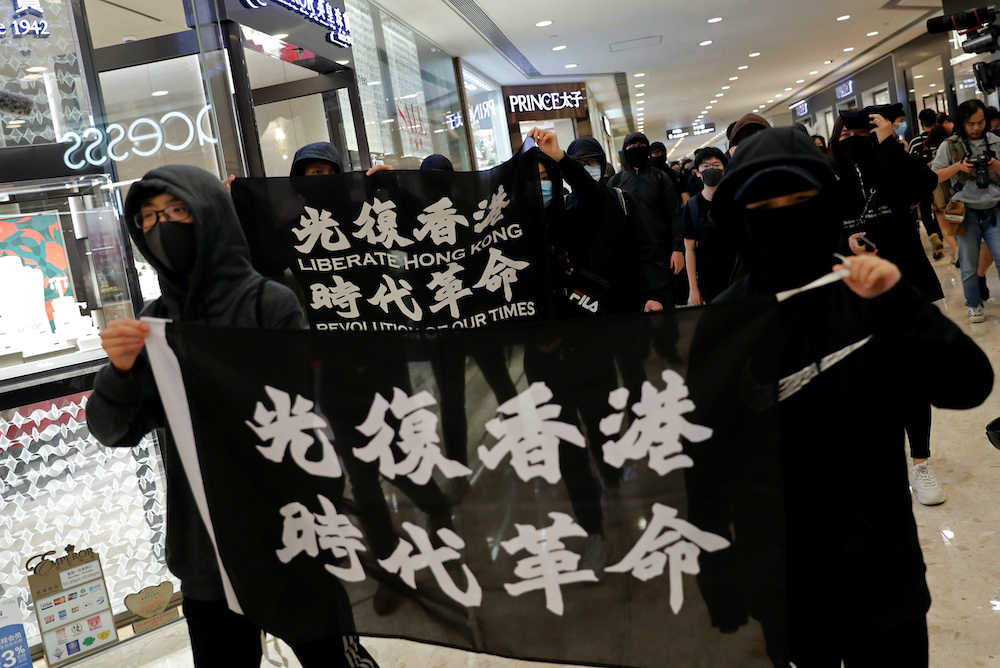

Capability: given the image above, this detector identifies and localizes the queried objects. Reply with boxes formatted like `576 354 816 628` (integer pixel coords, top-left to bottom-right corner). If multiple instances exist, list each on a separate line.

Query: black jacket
561 137 656 311
86 165 304 600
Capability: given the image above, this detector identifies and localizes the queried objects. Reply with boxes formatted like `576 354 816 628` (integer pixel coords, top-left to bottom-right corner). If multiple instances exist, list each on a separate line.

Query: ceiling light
716 93 724 97
152 90 169 97
867 31 879 37
930 83 937 87
552 45 567 51
749 52 761 57
636 93 645 97
635 83 645 88
767 99 774 103
809 70 819 75
938 67 944 71
796 79 804 83
909 89 916 93
914 74 924 79
710 100 718 104
25 66 47 73
536 20 552 27
729 76 739 81
738 65 749 70
837 15 850 21
564 63 577 69
635 72 645 77
784 87 792 91
775 93 784 98
843 47 854 52
700 40 713 47
824 60 833 64
336 60 350 65
708 17 723 23
721 86 731 90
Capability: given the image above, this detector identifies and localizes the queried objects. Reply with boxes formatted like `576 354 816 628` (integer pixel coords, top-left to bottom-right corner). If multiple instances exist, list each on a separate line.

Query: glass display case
0 174 139 392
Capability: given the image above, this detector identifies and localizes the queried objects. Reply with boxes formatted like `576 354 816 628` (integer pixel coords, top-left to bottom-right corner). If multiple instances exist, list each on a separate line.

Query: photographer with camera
932 99 1000 323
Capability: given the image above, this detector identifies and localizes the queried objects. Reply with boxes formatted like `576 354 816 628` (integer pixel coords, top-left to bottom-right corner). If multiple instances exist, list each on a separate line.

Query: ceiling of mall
81 0 947 154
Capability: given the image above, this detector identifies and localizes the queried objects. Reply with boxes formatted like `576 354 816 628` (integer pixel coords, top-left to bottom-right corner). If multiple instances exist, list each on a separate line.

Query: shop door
250 70 369 177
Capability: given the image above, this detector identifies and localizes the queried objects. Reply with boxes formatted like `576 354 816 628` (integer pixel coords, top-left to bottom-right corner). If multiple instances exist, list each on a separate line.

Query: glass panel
345 0 395 161
0 392 173 646
463 65 513 170
256 94 332 176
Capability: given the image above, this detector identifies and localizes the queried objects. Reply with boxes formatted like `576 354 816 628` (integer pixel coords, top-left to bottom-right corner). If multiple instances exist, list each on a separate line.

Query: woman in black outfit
828 104 946 506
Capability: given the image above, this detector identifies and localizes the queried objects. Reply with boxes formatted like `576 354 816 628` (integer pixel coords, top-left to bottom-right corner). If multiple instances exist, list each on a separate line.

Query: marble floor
32 236 1000 668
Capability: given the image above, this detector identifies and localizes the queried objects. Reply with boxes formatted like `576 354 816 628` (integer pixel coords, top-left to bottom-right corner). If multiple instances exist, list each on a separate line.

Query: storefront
0 0 477 660
501 82 591 154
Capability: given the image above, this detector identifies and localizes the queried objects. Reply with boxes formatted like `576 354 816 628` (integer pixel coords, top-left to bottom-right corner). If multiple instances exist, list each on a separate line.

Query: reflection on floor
34 238 1000 668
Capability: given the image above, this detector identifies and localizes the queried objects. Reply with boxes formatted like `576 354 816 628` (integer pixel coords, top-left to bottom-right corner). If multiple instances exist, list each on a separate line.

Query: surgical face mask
700 168 724 187
144 221 197 276
540 180 554 207
625 145 650 169
584 165 603 182
896 122 908 136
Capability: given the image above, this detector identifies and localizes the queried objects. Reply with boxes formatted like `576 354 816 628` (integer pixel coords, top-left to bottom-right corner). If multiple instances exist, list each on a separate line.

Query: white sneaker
969 305 986 323
911 461 946 506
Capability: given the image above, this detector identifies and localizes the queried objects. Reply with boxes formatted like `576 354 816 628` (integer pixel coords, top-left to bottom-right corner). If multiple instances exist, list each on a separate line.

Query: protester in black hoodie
651 141 690 205
708 127 993 666
88 165 378 667
608 132 684 308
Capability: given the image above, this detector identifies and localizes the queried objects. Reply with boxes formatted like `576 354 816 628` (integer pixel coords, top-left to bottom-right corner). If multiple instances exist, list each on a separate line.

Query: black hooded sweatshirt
560 137 664 311
87 165 305 600
608 132 680 304
706 129 993 641
290 142 344 176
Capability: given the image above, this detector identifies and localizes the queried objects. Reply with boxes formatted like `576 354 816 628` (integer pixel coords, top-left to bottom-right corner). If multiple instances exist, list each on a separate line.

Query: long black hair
955 99 988 138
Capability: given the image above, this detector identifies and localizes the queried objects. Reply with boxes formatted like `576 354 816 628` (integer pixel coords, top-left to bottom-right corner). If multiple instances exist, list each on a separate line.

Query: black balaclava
144 221 196 275
649 142 668 171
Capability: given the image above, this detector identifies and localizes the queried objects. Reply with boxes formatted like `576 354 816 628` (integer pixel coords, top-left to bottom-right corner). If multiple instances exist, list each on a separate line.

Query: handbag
943 201 967 236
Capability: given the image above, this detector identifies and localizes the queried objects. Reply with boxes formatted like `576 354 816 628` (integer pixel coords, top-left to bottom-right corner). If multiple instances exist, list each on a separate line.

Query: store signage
1 0 50 38
125 583 179 635
507 90 584 114
790 100 809 117
238 0 352 48
835 80 854 100
61 105 218 170
0 596 31 668
27 546 118 667
667 128 689 140
692 123 715 136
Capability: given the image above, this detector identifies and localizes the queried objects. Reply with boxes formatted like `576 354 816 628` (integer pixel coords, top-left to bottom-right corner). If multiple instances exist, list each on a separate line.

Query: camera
928 7 1000 93
968 148 996 188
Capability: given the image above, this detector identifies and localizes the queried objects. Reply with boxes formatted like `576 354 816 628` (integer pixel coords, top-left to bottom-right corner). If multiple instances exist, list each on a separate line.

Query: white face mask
584 165 603 181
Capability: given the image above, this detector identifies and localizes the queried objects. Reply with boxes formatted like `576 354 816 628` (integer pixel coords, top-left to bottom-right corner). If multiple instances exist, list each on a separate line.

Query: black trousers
183 597 379 668
904 400 932 460
789 614 928 668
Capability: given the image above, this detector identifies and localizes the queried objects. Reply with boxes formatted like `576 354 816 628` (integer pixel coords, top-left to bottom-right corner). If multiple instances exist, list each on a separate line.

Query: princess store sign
1 0 53 38
239 0 352 48
61 105 218 170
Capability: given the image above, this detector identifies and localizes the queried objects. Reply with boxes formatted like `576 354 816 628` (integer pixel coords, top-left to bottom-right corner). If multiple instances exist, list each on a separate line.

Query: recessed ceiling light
749 52 761 58
25 66 47 73
700 40 713 47
784 87 792 91
710 100 718 104
824 60 834 64
914 74 924 79
564 63 577 69
775 93 784 98
336 60 350 65
909 89 916 93
738 65 749 70
716 93 724 97
837 15 850 21
708 17 723 23
722 86 731 90
635 83 645 88
809 71 819 75
938 67 944 71
843 47 855 52
729 76 739 81
768 99 774 103
152 90 169 97
796 79 804 84
536 20 552 27
635 72 645 77
930 83 937 87
866 31 879 37
552 45 567 51
636 93 645 97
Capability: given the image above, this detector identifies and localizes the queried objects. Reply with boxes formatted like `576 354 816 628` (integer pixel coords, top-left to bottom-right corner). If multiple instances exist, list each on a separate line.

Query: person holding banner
88 165 379 667
711 127 993 666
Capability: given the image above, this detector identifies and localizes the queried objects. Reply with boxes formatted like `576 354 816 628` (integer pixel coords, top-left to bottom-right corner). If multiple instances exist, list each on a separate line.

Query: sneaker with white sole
969 305 986 323
911 461 946 505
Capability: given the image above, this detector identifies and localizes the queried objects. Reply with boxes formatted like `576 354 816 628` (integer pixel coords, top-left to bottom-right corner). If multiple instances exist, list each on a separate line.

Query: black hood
567 136 607 182
712 127 840 278
289 142 344 176
124 164 263 322
420 153 455 171
620 132 649 170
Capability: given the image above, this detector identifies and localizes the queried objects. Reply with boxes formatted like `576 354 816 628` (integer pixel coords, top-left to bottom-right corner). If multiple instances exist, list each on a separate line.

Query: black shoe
980 276 990 301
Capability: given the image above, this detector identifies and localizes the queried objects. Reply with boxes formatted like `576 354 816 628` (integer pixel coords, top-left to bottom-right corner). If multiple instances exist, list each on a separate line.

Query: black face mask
650 155 668 170
742 196 839 290
144 221 197 276
626 145 650 169
700 168 724 187
839 135 876 167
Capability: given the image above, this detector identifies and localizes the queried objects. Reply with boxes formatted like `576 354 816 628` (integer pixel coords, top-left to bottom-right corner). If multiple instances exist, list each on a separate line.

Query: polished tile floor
36 238 1000 668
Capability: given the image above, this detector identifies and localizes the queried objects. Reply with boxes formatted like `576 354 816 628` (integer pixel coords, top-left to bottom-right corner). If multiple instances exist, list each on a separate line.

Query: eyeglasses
133 205 191 231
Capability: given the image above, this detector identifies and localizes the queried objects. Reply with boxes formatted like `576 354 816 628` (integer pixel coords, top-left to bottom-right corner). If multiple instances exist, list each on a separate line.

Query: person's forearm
935 163 962 182
685 242 698 287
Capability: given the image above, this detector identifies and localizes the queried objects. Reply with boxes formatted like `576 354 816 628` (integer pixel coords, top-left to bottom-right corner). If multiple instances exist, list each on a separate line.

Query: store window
907 56 949 117
462 66 512 170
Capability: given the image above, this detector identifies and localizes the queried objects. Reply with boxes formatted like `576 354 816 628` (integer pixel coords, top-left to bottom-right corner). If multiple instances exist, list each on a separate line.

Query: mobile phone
858 236 878 252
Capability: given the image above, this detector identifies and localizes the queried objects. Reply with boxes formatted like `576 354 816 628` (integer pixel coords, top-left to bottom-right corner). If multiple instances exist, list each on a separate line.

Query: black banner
151 300 788 667
232 148 549 331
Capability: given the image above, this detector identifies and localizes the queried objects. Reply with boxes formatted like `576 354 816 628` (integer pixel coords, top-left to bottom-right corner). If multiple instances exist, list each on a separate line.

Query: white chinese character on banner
501 512 597 615
472 248 529 302
599 369 713 476
472 185 511 233
355 387 472 485
427 263 473 318
379 521 482 608
310 277 363 318
352 198 413 249
246 386 342 478
276 494 367 582
478 382 584 484
607 503 731 614
368 275 424 322
413 197 469 246
12 0 43 17
292 207 351 254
